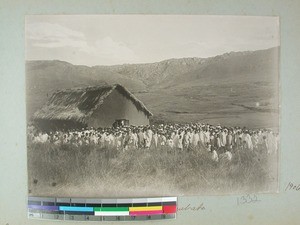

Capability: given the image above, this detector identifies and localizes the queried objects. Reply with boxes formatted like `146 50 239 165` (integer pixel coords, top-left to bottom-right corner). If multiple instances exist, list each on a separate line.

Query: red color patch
163 205 177 214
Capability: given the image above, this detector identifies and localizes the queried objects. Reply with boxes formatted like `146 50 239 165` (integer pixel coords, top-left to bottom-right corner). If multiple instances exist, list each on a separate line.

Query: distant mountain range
26 47 279 128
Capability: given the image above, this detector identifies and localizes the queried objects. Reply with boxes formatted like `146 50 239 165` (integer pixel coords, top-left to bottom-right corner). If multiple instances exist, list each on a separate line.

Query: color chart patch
28 197 177 221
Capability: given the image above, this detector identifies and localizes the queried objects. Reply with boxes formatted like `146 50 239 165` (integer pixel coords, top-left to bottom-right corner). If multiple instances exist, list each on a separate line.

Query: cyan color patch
59 206 94 212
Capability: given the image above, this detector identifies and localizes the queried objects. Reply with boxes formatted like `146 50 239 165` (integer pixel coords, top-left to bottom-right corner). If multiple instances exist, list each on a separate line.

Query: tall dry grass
27 142 278 197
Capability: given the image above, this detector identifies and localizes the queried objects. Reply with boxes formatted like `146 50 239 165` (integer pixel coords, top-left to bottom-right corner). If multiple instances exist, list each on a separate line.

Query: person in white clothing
219 150 233 162
211 149 219 162
220 130 227 147
177 134 183 151
191 131 200 148
144 128 153 148
152 131 158 148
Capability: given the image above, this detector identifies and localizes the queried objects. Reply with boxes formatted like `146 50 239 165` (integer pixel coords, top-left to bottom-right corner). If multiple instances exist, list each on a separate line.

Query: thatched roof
33 84 153 123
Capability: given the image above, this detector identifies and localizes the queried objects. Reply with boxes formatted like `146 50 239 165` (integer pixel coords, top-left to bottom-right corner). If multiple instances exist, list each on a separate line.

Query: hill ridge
26 46 279 68
26 47 279 128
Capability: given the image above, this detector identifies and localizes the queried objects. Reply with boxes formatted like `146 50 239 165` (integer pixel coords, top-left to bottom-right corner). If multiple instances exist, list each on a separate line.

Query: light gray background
0 0 300 225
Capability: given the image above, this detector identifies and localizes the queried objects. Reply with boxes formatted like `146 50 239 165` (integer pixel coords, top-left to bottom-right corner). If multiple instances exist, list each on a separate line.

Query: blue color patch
59 206 94 212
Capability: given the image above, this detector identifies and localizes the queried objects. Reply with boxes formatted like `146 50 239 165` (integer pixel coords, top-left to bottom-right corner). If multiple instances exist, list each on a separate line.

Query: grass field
27 141 278 197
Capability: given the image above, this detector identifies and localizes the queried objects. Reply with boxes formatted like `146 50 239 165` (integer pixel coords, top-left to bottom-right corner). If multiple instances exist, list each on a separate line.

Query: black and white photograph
26 15 280 197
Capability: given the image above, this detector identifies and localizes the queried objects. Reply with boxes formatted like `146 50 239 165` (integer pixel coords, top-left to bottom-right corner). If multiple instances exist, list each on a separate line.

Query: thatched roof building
33 84 152 130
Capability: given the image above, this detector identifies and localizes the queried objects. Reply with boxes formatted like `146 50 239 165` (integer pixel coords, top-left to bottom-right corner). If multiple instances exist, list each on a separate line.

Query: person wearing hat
215 133 222 152
152 130 158 149
209 132 215 151
54 134 61 145
251 131 259 150
204 127 210 146
131 129 138 149
172 130 179 150
226 130 233 151
220 129 227 147
122 130 131 151
160 132 167 148
138 128 145 149
183 130 190 150
99 131 105 148
144 127 153 149
177 132 183 152
234 131 242 150
243 130 253 151
167 135 174 150
199 127 205 147
115 131 123 151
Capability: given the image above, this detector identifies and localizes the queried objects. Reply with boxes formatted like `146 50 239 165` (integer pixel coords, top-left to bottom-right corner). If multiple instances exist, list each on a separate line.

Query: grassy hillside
26 47 279 129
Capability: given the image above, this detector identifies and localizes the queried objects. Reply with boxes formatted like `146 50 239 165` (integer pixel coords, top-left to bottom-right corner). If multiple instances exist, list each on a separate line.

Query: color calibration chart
28 196 177 221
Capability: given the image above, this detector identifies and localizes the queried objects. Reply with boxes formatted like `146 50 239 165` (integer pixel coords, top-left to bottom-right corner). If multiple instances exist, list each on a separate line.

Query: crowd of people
28 123 278 162
28 123 278 161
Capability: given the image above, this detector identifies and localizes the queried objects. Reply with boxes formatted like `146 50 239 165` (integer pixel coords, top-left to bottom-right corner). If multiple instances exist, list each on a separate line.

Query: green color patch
94 207 129 212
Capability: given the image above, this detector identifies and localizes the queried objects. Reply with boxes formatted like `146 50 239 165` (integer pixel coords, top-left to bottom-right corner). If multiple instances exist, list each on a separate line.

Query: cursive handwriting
237 194 261 206
177 203 205 211
285 182 300 191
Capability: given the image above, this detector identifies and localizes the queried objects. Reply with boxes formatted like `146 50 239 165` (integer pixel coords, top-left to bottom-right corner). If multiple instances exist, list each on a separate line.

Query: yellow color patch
129 206 163 211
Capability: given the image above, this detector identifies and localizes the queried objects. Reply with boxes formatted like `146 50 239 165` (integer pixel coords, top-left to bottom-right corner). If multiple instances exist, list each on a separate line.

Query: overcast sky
25 15 279 66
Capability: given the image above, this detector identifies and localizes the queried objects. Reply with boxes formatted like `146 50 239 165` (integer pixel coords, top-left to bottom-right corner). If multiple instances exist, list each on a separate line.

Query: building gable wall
87 89 150 128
